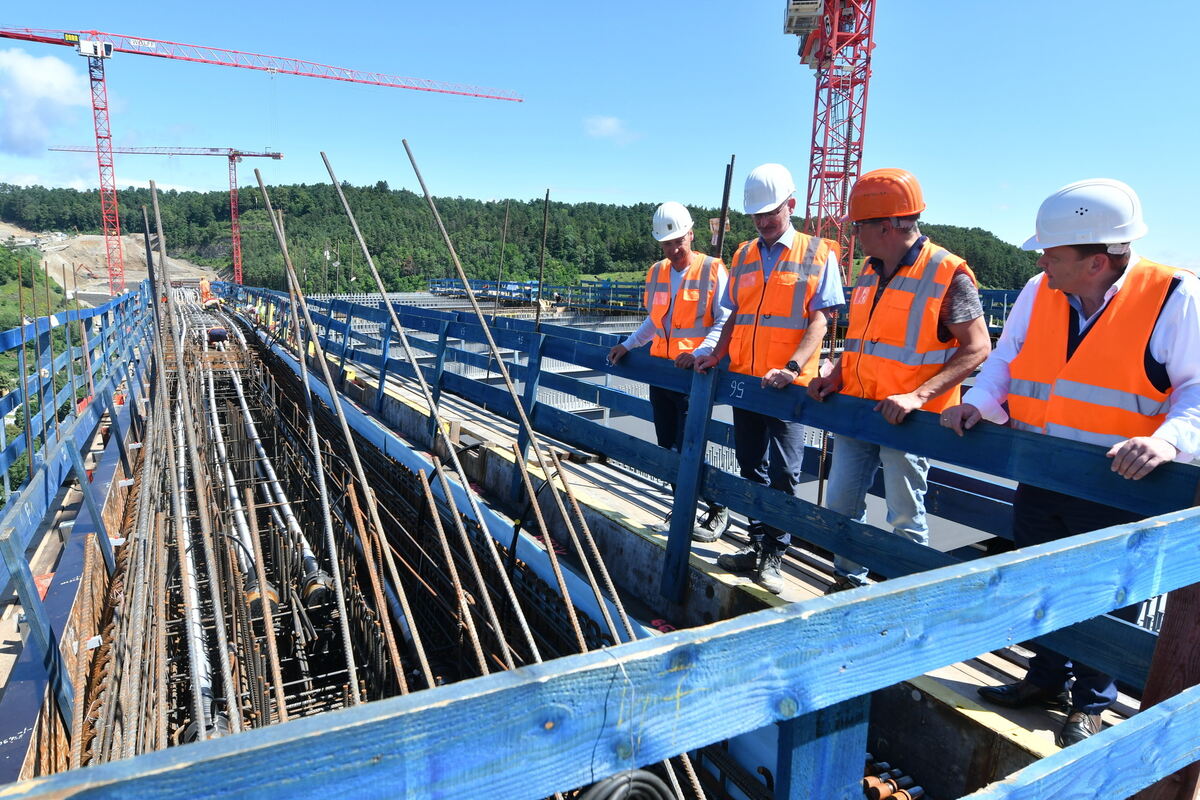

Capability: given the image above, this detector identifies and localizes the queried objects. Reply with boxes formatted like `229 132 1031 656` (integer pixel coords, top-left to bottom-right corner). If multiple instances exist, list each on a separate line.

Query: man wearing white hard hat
695 163 845 594
609 202 732 542
941 178 1200 747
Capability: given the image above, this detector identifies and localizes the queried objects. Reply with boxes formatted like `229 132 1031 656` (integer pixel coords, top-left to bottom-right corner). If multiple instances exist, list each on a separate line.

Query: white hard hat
1022 178 1148 252
652 201 694 242
744 163 796 214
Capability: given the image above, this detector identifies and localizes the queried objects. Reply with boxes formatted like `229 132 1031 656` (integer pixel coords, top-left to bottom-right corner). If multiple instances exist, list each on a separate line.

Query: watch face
786 360 800 373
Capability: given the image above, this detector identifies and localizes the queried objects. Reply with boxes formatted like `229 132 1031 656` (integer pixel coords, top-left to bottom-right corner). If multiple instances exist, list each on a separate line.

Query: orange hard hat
847 168 926 221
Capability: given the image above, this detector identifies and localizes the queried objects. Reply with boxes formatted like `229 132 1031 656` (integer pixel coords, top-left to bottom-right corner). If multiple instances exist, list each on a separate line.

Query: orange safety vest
1008 259 1176 447
643 253 722 359
727 233 832 383
841 240 976 413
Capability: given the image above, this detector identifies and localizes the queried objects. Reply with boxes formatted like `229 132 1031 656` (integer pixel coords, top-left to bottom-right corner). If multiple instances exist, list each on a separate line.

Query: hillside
1 219 218 298
1 182 1040 291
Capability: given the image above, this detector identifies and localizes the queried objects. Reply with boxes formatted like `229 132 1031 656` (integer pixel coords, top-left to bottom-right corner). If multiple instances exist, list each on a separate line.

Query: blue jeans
826 434 930 584
732 407 805 552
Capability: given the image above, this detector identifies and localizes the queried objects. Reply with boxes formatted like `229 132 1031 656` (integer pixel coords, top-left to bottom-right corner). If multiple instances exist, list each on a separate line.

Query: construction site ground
1 220 216 302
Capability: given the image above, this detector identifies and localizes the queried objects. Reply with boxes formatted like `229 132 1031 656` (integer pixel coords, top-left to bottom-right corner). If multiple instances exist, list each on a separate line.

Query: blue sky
1 1 1197 268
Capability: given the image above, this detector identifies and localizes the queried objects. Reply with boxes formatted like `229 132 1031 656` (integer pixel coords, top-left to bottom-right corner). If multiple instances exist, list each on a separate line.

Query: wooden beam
777 696 870 799
964 684 1200 800
1133 582 1200 800
6 508 1200 800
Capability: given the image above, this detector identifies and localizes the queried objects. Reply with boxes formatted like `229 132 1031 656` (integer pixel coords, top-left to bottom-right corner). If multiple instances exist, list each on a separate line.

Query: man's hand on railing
693 354 720 373
673 352 696 370
1107 436 1179 480
606 343 628 366
807 374 841 401
875 392 926 425
939 403 981 436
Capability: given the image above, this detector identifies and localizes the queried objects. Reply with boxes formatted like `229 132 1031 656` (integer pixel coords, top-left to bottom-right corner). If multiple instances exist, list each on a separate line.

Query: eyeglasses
850 218 887 234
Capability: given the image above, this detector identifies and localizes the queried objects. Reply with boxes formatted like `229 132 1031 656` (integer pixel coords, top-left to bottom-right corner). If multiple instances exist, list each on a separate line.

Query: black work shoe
757 550 785 595
977 680 1070 711
1056 711 1103 747
823 575 865 595
692 506 730 543
717 543 759 573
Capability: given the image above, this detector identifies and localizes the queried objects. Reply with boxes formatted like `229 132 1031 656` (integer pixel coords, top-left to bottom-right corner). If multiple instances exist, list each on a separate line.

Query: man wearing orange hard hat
808 168 990 593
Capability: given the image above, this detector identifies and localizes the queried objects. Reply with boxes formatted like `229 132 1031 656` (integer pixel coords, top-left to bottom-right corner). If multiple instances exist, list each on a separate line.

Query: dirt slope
2 220 217 295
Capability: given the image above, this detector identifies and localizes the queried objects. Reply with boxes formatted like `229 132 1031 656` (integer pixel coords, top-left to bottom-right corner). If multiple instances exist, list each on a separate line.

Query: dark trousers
648 385 689 451
649 385 724 515
1013 483 1142 714
732 407 805 553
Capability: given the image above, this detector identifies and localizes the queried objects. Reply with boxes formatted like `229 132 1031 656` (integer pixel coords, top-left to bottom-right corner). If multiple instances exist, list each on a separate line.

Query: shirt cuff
693 346 712 358
961 387 1009 424
1151 420 1199 463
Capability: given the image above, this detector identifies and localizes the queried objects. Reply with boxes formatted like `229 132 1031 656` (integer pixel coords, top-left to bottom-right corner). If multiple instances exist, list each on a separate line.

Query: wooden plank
777 389 1198 518
963 684 1200 800
661 369 717 602
777 696 870 800
373 316 393 415
7 509 1200 800
704 467 1156 689
426 320 451 442
510 332 545 505
0 527 72 729
1132 581 1200 800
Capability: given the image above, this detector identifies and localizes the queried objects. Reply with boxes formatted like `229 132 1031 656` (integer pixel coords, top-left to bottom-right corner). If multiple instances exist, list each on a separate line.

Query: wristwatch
785 360 800 374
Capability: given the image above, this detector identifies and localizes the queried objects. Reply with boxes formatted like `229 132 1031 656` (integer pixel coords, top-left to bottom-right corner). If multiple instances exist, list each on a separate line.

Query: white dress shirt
962 253 1200 461
621 256 730 357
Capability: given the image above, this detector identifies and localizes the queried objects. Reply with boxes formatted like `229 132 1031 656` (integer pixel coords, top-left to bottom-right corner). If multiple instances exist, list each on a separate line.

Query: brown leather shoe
1056 711 1103 747
977 680 1070 710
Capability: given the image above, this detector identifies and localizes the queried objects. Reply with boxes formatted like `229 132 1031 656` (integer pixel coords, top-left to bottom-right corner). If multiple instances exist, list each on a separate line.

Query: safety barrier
9 283 1196 799
0 283 154 779
428 277 1026 324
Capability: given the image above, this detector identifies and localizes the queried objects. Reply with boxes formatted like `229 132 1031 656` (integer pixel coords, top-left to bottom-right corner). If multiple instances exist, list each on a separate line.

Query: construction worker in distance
695 163 845 594
608 202 732 542
808 169 991 593
941 178 1200 747
199 276 219 310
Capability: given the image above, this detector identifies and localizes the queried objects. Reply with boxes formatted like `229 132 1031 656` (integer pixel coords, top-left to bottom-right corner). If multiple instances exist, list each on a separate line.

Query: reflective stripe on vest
643 254 719 358
727 233 830 381
1007 259 1176 446
840 242 974 413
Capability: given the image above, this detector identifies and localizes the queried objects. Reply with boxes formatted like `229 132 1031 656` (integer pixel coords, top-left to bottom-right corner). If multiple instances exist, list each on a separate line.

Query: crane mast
49 146 283 286
785 0 877 282
1 26 521 294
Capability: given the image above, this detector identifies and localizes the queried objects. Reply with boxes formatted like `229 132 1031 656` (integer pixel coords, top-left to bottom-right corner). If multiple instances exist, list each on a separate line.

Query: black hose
579 769 675 800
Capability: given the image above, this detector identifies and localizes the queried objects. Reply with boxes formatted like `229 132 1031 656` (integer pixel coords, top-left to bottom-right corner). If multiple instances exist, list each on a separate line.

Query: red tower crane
49 146 282 285
0 27 523 295
784 1 877 282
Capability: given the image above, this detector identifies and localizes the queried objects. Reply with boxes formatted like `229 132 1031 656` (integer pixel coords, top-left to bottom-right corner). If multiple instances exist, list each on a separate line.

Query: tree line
0 182 1040 291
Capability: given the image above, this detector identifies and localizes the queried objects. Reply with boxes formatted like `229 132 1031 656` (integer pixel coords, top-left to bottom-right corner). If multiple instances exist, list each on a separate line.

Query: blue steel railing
6 283 1196 799
0 282 154 778
427 277 1025 325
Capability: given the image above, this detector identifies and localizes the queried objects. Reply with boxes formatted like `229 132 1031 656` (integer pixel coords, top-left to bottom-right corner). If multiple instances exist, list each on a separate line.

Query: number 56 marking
729 380 745 400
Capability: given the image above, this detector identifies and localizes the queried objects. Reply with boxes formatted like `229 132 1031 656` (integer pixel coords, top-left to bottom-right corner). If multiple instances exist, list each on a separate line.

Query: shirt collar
759 224 796 252
866 235 928 274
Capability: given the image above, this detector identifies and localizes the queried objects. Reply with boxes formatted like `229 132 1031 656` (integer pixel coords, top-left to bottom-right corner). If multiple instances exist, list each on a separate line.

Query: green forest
1 182 1040 292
